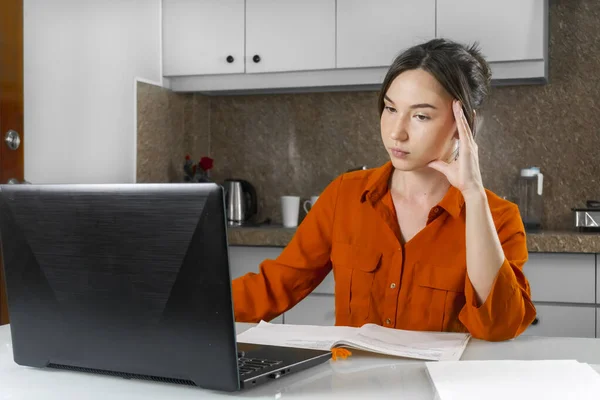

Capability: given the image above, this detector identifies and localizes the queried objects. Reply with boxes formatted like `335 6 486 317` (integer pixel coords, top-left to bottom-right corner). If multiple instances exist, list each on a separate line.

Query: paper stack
425 359 600 400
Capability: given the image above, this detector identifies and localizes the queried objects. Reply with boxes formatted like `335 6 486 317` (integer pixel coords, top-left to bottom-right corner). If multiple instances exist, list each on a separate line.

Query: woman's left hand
428 100 484 198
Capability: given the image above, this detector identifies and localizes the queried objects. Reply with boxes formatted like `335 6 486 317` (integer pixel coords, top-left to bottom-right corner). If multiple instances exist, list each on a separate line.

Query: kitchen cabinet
523 304 596 339
597 309 600 338
162 0 245 76
245 0 335 73
228 246 284 324
436 0 545 62
284 295 336 326
597 254 600 304
524 253 596 304
336 0 435 69
436 0 547 81
165 0 548 92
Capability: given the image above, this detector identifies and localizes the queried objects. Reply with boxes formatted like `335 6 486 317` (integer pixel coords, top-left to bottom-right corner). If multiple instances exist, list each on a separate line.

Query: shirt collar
360 161 465 218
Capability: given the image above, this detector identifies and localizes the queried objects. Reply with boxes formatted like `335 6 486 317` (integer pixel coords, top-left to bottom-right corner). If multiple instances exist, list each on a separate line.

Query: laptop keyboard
237 352 282 376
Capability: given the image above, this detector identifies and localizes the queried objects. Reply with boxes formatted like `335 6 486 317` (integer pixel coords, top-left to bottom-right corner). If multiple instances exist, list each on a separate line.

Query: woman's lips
390 148 410 159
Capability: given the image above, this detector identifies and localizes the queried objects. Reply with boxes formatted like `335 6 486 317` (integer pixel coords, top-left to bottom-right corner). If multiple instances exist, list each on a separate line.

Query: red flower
199 156 214 171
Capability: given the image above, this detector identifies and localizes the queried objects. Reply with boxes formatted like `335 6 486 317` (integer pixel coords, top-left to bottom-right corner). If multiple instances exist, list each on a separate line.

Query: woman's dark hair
378 38 492 138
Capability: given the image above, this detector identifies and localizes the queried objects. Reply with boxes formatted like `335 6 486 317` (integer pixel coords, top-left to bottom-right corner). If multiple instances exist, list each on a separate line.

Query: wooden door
0 0 24 325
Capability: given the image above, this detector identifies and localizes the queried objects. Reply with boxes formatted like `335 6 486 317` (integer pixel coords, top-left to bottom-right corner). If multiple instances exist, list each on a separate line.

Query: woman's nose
389 117 409 141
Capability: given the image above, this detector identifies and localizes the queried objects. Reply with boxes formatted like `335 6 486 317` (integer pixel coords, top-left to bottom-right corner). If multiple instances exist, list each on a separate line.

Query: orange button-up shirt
232 162 536 341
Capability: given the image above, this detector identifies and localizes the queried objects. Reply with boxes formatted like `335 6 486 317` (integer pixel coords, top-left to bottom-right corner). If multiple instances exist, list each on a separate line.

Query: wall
24 0 161 184
138 0 599 230
136 81 210 183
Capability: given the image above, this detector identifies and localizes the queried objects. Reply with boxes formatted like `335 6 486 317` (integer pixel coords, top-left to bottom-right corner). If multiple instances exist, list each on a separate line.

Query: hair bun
466 42 492 87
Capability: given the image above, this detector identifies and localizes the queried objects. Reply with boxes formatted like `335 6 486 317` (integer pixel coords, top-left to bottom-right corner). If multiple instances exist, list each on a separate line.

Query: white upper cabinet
162 0 245 76
245 0 336 73
336 0 435 69
436 0 545 63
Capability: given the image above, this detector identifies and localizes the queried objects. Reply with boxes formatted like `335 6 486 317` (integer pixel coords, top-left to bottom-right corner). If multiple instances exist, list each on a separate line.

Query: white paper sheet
237 321 470 361
425 360 600 400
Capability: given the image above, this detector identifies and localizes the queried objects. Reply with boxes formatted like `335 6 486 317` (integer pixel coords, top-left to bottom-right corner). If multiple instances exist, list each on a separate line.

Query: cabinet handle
252 55 261 63
226 55 234 63
532 317 539 325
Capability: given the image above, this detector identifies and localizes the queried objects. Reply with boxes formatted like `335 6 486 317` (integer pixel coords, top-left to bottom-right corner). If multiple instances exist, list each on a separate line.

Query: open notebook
237 321 471 361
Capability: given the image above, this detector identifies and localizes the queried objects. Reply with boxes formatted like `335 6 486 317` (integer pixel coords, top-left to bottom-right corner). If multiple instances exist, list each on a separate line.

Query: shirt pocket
331 242 382 322
414 265 466 332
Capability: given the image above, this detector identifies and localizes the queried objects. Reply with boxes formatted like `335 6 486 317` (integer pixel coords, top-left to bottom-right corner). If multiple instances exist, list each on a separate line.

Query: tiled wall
138 0 600 230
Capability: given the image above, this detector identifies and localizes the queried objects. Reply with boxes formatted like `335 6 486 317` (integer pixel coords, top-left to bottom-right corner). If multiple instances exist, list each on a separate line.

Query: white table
2 324 600 399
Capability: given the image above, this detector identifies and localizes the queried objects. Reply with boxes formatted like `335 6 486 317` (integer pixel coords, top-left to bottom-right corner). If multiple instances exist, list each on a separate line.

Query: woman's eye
385 106 397 113
414 114 430 121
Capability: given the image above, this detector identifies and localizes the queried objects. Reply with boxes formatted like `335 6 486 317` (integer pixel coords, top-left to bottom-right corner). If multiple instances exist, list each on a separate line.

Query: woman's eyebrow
384 95 437 110
410 103 437 110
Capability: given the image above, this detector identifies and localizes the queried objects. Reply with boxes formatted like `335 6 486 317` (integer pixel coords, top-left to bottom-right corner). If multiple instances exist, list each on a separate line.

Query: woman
232 38 536 342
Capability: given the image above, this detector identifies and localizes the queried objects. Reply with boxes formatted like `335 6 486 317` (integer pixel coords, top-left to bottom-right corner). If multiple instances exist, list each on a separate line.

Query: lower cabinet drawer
523 304 596 338
284 295 335 326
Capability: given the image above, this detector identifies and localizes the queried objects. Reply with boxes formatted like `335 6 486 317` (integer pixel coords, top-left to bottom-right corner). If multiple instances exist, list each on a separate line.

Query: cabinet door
524 253 595 304
597 309 599 338
228 246 283 279
285 295 336 326
436 0 545 62
246 0 335 73
337 0 435 69
162 0 245 76
228 246 284 323
597 255 600 304
523 304 596 338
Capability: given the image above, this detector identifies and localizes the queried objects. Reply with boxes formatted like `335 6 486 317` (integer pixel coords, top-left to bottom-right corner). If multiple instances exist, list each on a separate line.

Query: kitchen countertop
228 226 600 253
2 323 600 399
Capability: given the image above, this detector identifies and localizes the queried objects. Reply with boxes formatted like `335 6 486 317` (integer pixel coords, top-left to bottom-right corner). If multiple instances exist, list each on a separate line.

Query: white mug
281 196 300 228
303 196 319 213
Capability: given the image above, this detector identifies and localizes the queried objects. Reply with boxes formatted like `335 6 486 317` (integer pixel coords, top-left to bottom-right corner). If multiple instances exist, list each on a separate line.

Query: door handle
4 130 21 150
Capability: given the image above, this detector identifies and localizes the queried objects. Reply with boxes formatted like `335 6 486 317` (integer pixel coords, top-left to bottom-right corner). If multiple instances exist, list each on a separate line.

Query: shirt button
386 318 392 325
390 283 396 289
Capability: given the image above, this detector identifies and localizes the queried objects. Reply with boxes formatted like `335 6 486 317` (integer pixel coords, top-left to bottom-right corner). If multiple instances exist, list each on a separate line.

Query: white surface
168 66 388 92
24 0 162 184
245 0 335 73
162 0 245 76
2 324 600 399
597 309 600 338
524 253 596 303
238 321 470 361
168 60 547 93
336 0 435 68
284 294 335 326
522 304 596 339
436 0 545 63
426 360 600 400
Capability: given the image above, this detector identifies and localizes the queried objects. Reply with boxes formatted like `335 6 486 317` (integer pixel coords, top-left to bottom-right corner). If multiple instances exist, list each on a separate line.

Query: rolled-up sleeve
232 175 342 323
459 205 537 341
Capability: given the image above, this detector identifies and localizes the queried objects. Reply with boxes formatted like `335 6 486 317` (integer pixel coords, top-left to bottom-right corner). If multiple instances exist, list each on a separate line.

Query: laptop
0 183 331 392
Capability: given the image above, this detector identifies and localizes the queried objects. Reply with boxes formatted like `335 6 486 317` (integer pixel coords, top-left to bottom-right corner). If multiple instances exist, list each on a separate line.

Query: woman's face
380 69 458 172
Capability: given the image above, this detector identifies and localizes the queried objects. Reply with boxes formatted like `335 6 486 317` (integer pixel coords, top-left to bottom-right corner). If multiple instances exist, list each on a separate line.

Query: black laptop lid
0 183 240 391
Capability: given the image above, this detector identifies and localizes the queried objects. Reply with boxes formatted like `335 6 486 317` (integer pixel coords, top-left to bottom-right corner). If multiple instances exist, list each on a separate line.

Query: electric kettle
223 179 257 226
